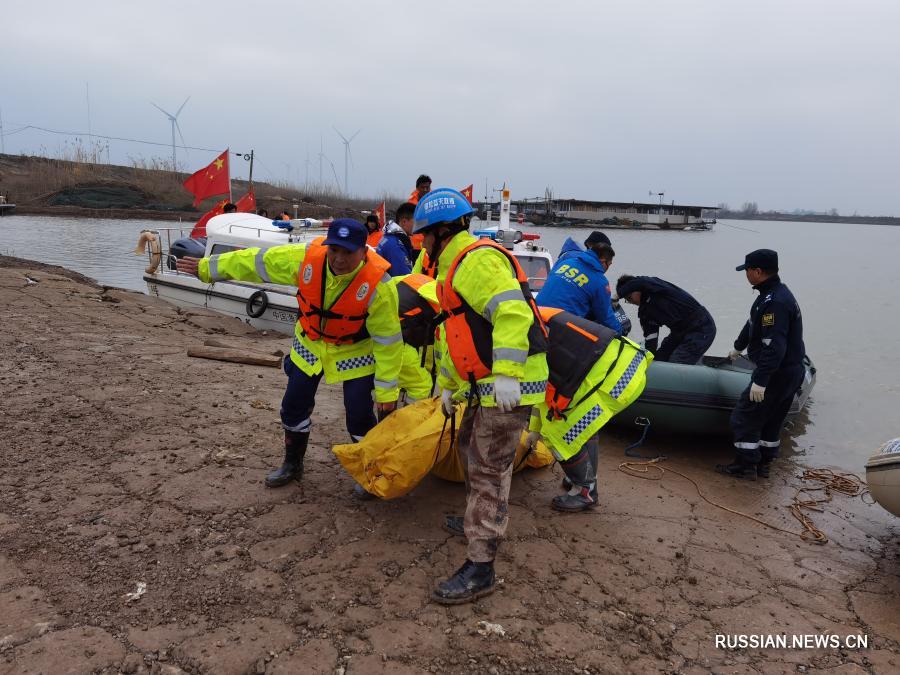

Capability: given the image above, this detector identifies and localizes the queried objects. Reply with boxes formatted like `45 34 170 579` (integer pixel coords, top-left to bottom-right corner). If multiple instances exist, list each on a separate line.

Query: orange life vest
539 307 619 419
396 274 439 349
366 229 383 248
437 239 547 384
296 238 390 345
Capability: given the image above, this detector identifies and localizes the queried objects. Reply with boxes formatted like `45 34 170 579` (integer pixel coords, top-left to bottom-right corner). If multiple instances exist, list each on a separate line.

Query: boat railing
143 227 193 277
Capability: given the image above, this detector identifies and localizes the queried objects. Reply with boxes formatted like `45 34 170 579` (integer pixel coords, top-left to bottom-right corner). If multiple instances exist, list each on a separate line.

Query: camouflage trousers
457 404 531 563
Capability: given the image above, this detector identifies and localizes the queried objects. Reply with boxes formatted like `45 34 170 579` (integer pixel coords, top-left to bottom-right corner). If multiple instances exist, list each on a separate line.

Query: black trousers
730 364 805 464
656 313 717 365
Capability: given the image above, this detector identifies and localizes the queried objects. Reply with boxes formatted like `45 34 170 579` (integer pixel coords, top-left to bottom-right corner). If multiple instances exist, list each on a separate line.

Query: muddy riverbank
1 256 898 674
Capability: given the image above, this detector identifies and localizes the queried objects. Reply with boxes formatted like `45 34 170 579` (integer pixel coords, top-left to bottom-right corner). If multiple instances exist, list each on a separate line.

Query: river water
2 214 898 472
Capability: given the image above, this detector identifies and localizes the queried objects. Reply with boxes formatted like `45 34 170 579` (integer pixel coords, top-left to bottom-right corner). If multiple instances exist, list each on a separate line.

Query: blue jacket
538 238 621 332
375 223 415 277
734 275 805 387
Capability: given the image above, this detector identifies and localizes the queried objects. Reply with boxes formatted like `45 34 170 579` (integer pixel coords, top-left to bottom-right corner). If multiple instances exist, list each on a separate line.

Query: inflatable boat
865 438 900 517
611 354 816 436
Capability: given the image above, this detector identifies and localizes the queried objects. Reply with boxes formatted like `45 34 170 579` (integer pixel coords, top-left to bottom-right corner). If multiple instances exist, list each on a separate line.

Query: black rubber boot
431 559 496 605
443 515 465 537
552 447 598 512
757 459 773 479
265 430 309 488
715 458 758 481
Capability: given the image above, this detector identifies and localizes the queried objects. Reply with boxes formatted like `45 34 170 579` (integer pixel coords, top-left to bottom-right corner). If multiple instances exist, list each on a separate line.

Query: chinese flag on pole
183 150 230 207
189 198 229 238
373 201 386 228
235 189 256 213
460 184 474 204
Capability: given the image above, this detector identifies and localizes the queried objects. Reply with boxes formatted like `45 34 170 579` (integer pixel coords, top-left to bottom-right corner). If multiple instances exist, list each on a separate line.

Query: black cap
736 248 778 271
585 230 611 248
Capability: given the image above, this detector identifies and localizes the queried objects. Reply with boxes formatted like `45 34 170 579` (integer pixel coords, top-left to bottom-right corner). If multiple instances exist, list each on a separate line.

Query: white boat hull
866 439 900 518
144 273 298 336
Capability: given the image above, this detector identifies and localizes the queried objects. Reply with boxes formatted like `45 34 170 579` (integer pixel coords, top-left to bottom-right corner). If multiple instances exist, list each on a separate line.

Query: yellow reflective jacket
382 275 439 401
529 336 652 460
434 231 548 407
198 244 402 402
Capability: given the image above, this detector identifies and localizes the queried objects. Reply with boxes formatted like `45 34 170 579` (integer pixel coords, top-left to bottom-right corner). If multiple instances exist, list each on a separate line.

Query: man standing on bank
412 188 548 605
615 275 716 364
717 248 806 480
175 219 402 491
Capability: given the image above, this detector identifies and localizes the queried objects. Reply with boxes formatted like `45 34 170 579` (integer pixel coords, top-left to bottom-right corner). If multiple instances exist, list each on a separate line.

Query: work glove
728 349 742 361
749 383 766 403
441 389 456 417
493 375 521 413
525 430 541 450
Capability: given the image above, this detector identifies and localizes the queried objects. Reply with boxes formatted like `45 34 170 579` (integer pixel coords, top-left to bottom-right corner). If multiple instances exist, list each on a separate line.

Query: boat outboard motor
167 237 207 269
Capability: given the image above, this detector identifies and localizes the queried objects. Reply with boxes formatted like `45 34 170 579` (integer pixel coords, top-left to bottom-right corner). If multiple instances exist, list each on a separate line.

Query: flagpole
227 147 233 202
248 150 254 192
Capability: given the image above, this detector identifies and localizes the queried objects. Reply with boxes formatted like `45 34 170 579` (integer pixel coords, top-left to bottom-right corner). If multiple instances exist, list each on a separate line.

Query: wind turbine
151 96 190 171
333 126 361 194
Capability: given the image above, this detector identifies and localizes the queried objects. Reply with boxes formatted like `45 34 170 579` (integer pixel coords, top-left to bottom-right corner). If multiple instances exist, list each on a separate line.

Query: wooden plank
187 346 282 368
202 338 284 358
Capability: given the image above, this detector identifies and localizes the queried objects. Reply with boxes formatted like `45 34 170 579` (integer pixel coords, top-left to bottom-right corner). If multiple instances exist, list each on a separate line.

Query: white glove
493 375 521 412
728 349 742 361
441 389 456 417
525 430 541 449
749 383 766 403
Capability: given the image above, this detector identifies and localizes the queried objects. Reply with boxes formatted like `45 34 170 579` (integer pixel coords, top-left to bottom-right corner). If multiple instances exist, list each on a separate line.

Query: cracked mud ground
1 257 899 675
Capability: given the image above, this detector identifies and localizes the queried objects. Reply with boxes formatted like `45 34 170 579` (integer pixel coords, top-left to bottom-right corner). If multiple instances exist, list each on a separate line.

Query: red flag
373 201 386 228
460 184 474 204
183 150 230 207
235 189 256 213
189 198 229 238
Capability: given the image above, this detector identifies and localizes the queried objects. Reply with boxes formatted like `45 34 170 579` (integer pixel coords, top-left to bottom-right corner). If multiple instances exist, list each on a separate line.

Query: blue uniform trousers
657 313 717 365
730 364 805 464
280 357 377 441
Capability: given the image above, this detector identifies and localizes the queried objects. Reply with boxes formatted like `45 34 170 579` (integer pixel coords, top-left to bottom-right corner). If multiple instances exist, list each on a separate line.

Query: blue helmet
412 188 474 234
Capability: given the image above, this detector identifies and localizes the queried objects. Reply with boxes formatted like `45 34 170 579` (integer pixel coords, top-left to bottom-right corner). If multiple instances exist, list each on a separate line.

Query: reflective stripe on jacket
538 307 619 420
529 334 652 460
434 231 549 407
198 242 402 402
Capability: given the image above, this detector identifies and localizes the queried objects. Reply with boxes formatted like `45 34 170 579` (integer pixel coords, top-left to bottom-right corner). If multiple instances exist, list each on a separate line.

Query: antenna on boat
150 96 190 172
333 127 361 195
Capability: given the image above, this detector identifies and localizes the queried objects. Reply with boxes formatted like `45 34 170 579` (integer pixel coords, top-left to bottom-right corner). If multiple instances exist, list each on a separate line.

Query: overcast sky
2 0 898 215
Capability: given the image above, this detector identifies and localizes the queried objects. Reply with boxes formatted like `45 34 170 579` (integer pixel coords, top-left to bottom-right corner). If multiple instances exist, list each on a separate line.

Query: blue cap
412 188 475 234
323 218 367 251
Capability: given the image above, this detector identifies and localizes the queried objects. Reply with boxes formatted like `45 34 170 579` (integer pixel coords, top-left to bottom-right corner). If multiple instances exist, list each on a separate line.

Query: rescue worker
615 275 716 364
174 219 402 491
408 174 432 205
528 307 651 511
376 202 418 276
387 273 439 402
364 214 383 248
412 188 548 605
717 249 806 480
537 234 622 332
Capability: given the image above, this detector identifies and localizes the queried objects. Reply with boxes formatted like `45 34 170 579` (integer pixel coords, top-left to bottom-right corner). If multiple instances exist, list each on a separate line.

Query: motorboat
141 213 322 334
866 438 900 517
611 354 816 436
139 214 553 335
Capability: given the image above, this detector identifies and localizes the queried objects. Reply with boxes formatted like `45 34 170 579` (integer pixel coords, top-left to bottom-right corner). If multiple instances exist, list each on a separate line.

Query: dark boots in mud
431 559 496 605
265 430 309 487
553 441 599 512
